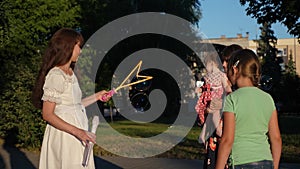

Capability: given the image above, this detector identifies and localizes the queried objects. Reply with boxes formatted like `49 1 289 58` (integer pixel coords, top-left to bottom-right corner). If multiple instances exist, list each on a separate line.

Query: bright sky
198 0 294 40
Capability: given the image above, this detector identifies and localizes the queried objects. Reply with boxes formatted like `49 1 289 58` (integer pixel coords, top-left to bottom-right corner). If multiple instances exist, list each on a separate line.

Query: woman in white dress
32 28 110 169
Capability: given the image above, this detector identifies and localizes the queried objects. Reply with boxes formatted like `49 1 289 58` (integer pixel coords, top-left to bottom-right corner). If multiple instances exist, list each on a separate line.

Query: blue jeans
233 160 273 169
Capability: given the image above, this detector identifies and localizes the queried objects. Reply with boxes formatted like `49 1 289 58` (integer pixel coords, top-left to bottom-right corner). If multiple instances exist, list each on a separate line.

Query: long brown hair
32 28 84 109
221 44 243 62
227 49 261 87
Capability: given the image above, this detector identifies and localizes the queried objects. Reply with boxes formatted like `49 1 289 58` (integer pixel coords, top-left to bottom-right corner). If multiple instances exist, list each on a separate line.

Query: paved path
1 144 300 169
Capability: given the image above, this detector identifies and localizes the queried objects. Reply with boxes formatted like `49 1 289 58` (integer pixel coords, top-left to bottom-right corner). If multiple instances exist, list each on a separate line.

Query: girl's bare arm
268 110 282 169
216 111 235 169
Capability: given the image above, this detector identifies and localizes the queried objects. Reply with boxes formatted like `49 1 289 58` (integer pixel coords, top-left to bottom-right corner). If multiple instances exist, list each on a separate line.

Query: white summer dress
39 67 95 169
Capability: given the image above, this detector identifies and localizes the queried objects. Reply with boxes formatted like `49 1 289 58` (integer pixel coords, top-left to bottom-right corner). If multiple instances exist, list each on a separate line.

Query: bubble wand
82 116 99 167
100 60 153 101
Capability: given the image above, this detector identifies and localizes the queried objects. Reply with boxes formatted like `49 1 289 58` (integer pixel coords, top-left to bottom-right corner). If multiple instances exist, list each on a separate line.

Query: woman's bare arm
81 90 109 107
42 101 95 144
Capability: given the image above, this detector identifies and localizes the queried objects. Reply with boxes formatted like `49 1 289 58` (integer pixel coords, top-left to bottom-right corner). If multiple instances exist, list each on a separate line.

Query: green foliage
240 0 300 41
0 0 81 53
254 21 300 113
1 0 203 149
255 21 281 84
276 70 300 113
240 0 300 113
285 51 297 77
273 51 300 113
0 58 46 148
76 46 96 97
0 0 81 148
77 0 202 108
78 0 201 39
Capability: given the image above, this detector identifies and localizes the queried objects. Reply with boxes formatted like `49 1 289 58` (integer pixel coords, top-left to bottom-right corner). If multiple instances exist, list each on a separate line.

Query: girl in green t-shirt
216 49 282 169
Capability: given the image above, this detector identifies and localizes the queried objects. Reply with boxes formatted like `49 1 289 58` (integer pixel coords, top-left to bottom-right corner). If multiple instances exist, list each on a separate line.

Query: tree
77 0 202 118
256 21 281 83
0 0 81 148
253 21 283 109
0 0 203 148
240 0 300 41
276 51 300 113
240 0 300 113
78 0 201 40
285 50 297 77
77 0 202 84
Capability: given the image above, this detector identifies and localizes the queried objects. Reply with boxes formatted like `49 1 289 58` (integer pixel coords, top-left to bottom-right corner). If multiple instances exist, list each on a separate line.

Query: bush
275 73 300 113
0 59 45 148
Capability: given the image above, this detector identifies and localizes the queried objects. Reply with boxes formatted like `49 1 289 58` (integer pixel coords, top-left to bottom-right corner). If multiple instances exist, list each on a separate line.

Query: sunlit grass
94 116 300 163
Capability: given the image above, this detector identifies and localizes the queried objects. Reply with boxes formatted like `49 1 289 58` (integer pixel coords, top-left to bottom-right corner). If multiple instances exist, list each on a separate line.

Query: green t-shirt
223 87 275 165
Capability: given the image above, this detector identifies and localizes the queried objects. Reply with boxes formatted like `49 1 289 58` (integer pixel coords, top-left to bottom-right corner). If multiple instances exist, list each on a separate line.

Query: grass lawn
278 116 300 163
94 115 300 163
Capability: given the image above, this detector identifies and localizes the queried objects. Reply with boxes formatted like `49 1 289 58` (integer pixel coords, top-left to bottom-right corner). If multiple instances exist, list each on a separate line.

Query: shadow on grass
278 116 300 163
95 156 123 169
2 129 36 169
278 116 300 134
